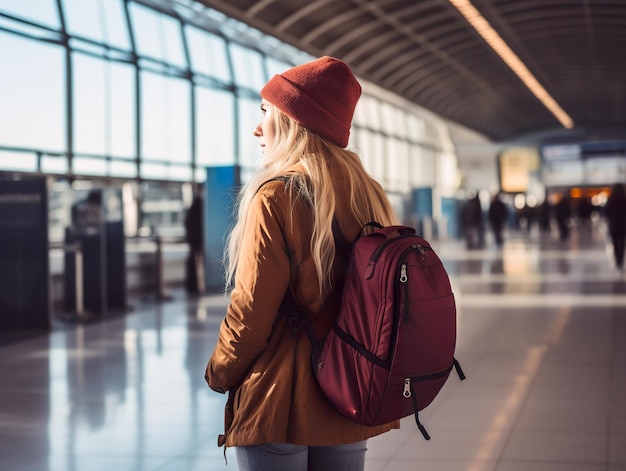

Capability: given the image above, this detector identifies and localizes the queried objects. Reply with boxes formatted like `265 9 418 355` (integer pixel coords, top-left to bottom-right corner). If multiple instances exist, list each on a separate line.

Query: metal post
74 241 84 316
154 235 172 301
195 250 205 294
155 235 163 299
52 239 94 323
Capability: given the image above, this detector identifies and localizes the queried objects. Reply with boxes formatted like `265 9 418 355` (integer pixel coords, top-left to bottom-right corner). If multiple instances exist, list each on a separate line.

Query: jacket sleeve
205 183 292 393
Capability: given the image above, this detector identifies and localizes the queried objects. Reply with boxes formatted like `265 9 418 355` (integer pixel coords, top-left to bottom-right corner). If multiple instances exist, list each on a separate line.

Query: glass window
140 71 191 164
168 165 192 181
129 3 186 68
409 145 422 186
41 155 68 174
140 162 191 181
0 151 37 172
186 26 231 83
353 101 367 128
0 32 65 154
265 57 292 78
73 156 107 176
230 43 265 92
387 192 405 223
0 0 59 29
380 103 407 139
360 132 385 181
73 53 106 155
62 0 130 51
73 54 135 159
160 14 186 69
439 151 459 192
237 96 263 176
406 113 426 142
347 124 359 151
386 138 410 192
207 35 230 83
110 160 137 178
196 87 235 166
130 4 161 60
141 161 167 180
380 103 395 135
186 26 210 75
432 120 455 151
410 145 435 187
397 111 408 139
104 0 131 51
109 62 136 158
357 95 381 131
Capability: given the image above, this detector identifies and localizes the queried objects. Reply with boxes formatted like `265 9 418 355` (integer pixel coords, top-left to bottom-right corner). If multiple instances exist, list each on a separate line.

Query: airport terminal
1 1 625 470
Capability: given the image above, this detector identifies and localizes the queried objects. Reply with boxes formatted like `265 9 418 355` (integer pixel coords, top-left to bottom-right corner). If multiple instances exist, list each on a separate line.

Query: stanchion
73 241 85 317
194 250 206 294
55 240 97 322
154 235 173 301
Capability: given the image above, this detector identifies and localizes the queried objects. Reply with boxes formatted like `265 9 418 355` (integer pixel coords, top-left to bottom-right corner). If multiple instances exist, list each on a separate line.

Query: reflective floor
1 227 625 471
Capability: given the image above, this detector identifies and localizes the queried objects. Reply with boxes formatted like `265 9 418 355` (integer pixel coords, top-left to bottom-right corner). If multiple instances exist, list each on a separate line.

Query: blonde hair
225 108 397 296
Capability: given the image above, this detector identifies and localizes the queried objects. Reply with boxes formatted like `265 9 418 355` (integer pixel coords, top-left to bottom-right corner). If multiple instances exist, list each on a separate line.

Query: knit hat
260 56 362 148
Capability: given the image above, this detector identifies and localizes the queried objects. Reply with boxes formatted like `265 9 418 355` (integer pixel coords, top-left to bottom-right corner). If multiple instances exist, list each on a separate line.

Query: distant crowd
457 183 626 271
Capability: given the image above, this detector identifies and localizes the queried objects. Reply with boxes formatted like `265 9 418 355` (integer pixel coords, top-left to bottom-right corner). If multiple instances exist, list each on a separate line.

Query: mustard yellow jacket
205 177 399 447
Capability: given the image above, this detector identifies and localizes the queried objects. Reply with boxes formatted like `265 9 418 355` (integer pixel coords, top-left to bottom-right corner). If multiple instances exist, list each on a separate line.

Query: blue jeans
235 440 368 471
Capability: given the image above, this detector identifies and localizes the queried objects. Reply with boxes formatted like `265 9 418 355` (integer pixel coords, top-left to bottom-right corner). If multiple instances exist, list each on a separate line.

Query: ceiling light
449 0 574 129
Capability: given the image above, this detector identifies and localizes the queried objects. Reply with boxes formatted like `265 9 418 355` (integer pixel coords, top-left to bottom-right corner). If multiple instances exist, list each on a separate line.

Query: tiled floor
1 227 625 471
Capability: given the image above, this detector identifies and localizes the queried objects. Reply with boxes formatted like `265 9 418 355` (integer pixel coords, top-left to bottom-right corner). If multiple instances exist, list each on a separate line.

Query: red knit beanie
260 56 362 148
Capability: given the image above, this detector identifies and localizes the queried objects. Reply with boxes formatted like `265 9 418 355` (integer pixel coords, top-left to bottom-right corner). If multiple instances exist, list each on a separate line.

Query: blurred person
71 189 103 226
604 183 626 271
461 191 483 249
539 199 552 233
576 195 595 243
577 196 593 227
204 56 399 470
488 192 508 247
184 191 204 294
554 193 572 241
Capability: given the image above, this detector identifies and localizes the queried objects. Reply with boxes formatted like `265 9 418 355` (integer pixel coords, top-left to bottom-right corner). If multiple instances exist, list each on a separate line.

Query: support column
203 166 241 291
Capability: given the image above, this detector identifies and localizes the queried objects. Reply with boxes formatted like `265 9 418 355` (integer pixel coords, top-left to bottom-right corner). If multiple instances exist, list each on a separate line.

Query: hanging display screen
540 142 626 187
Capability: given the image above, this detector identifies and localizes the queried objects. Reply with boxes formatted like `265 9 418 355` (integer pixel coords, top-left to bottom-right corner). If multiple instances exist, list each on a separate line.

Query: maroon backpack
285 223 465 440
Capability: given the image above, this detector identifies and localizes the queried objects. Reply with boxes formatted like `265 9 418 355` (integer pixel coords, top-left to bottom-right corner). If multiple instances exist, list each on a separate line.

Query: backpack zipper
401 360 466 441
399 244 427 322
370 234 416 262
403 359 466 398
400 264 409 323
402 366 455 397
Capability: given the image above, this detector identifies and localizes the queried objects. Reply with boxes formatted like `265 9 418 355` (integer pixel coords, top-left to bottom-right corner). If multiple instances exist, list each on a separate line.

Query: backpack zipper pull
400 264 408 282
400 264 411 322
403 378 412 397
400 264 410 322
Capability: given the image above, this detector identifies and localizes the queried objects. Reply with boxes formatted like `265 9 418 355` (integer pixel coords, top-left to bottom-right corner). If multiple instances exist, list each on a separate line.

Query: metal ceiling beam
194 0 626 141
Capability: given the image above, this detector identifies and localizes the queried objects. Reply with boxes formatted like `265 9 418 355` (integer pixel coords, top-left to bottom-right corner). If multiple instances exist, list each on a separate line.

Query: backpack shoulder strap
280 289 323 365
281 215 346 360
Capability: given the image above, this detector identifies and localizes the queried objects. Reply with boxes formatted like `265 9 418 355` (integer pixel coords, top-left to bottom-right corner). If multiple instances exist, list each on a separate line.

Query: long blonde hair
225 107 398 296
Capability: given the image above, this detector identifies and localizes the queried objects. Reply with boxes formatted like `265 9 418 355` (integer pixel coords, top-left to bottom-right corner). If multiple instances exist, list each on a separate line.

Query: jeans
235 440 368 471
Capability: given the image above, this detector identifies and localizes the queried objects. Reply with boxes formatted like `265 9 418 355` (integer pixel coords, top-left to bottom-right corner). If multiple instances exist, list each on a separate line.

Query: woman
605 182 626 270
205 56 399 470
